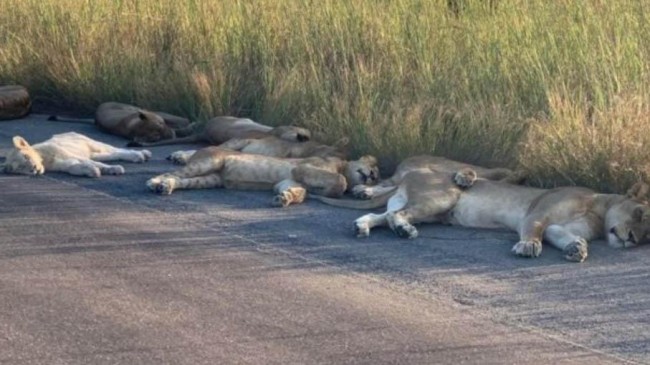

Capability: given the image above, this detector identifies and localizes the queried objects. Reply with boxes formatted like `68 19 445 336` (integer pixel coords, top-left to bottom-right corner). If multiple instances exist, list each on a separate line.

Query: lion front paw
167 151 190 165
271 192 292 208
141 150 152 161
146 175 177 195
352 185 374 199
453 168 478 189
354 221 370 238
511 239 542 258
564 239 588 262
394 223 418 239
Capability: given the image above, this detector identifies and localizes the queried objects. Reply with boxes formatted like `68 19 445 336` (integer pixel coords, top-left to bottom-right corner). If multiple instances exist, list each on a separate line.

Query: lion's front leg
513 218 546 258
147 173 223 195
272 179 307 207
543 224 589 262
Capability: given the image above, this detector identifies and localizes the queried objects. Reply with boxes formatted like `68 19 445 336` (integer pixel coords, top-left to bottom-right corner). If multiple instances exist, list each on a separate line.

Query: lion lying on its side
146 147 379 207
322 165 650 262
166 136 349 165
49 102 192 144
128 116 312 148
1 132 151 177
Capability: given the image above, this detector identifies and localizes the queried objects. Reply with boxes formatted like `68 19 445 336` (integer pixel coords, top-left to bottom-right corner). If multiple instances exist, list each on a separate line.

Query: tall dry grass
1 0 649 191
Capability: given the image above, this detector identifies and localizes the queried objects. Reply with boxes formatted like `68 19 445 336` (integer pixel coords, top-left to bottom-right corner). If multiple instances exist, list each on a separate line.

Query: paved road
0 115 648 364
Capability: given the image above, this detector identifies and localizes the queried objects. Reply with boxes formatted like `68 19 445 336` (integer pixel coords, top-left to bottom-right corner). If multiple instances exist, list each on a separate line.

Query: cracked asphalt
1 115 649 364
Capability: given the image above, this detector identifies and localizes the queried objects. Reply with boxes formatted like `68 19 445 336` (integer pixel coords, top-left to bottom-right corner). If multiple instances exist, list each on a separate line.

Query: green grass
1 0 650 192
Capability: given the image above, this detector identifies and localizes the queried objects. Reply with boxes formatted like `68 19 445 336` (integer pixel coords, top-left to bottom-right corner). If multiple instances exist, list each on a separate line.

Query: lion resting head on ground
146 146 379 207
320 162 650 262
128 116 312 148
1 132 151 177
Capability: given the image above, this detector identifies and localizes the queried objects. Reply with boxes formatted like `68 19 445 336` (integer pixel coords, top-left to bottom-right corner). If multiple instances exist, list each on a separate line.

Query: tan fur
1 132 151 177
167 136 348 164
0 85 31 120
346 167 650 263
130 116 312 148
146 147 379 207
49 102 191 143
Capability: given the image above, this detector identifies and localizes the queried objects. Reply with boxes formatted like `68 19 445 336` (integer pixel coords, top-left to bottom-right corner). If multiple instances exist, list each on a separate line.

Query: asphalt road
1 115 649 364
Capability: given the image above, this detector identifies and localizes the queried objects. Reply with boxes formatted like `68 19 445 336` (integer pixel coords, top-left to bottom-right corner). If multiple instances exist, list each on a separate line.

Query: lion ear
626 181 650 201
138 111 148 120
632 206 650 222
360 155 377 166
12 136 30 150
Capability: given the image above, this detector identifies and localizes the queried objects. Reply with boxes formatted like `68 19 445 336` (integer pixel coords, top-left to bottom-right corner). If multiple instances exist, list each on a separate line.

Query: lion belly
35 133 106 161
221 157 295 190
449 181 542 231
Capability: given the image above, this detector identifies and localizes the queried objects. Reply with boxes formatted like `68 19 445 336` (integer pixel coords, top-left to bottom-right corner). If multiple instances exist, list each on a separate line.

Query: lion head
130 111 176 143
2 136 44 175
606 199 650 248
344 155 380 188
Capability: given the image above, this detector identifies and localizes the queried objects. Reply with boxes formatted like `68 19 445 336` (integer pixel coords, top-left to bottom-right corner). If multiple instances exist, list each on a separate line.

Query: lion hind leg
92 149 151 163
293 166 347 198
272 179 307 207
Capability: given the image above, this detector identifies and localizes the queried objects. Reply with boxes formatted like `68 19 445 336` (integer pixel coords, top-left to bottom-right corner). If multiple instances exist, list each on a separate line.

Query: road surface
1 115 648 364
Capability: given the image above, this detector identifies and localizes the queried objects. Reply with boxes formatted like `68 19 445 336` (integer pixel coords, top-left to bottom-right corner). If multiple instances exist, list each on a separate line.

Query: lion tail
312 187 396 210
47 115 94 124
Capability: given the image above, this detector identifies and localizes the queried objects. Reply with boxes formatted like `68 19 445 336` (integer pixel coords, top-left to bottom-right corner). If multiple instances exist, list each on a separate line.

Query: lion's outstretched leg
543 224 590 262
166 150 197 165
514 218 546 258
147 173 223 195
352 184 396 199
92 149 151 163
166 157 226 179
293 166 347 198
272 179 307 207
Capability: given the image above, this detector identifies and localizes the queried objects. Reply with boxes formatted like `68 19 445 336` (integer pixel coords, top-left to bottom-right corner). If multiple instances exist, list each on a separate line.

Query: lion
1 132 151 177
127 116 312 148
145 146 379 207
337 155 525 202
166 136 348 165
321 166 650 263
48 102 192 144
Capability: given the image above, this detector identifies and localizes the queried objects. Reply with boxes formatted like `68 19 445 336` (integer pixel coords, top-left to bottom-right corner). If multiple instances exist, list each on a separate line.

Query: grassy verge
1 0 649 192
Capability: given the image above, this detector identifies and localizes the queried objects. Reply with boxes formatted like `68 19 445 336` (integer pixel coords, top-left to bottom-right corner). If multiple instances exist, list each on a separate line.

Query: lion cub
2 132 151 177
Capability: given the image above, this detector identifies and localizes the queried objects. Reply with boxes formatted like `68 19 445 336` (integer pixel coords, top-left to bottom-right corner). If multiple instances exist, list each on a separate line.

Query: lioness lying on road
166 136 348 164
317 155 524 207
1 132 151 177
128 116 312 148
146 147 379 207
49 102 192 144
328 166 650 262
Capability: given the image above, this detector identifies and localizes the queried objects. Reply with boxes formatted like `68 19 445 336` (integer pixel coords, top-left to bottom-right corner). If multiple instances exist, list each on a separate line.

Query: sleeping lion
146 146 379 207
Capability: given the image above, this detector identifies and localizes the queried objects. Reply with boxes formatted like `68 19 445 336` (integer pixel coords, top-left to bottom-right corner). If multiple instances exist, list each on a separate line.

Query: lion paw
352 185 374 199
167 151 190 165
146 176 176 195
394 224 418 239
86 166 102 178
103 165 125 175
354 221 370 238
454 168 478 189
511 239 542 258
141 150 152 161
271 192 292 208
564 239 588 262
